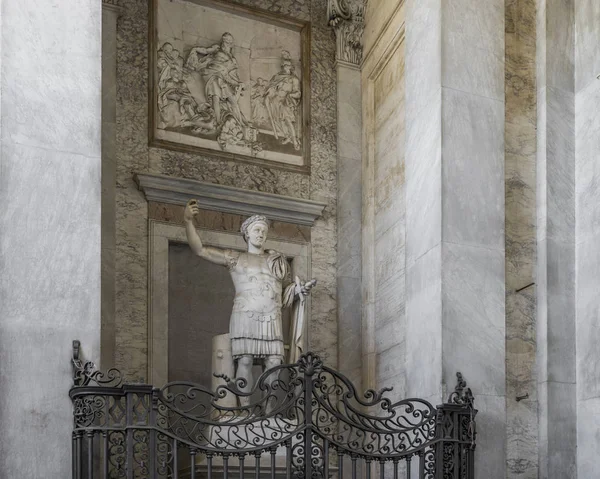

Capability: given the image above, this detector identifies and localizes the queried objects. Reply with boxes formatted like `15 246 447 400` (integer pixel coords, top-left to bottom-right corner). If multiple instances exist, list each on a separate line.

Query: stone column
329 0 363 388
404 0 506 477
536 0 577 477
0 0 102 477
505 0 538 476
102 0 122 370
574 1 600 477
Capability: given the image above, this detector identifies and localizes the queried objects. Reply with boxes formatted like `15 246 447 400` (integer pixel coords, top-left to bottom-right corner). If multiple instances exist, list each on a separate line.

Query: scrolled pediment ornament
327 0 367 66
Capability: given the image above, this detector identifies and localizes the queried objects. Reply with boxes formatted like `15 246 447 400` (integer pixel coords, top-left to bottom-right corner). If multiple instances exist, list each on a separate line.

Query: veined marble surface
537 0 577 476
505 0 538 476
114 0 338 381
0 0 102 477
575 1 600 475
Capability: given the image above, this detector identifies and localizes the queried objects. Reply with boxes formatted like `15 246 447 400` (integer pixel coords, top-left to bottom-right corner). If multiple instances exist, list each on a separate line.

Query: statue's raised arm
183 202 318 404
184 199 237 267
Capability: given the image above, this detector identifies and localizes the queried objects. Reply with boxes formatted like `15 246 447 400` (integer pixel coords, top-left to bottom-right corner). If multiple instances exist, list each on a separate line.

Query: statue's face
247 221 268 249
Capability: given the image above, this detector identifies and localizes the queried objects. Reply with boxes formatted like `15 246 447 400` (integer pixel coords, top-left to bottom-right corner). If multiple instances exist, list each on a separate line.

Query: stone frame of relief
149 0 311 173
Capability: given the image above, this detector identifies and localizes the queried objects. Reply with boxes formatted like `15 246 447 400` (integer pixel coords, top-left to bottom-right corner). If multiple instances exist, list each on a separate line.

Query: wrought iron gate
71 341 476 478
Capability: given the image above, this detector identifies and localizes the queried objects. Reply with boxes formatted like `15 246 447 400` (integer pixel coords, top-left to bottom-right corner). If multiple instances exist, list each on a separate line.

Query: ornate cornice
134 173 327 226
327 0 366 66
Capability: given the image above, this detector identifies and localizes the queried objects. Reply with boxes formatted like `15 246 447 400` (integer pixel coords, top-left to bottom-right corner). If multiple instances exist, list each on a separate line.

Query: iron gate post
435 374 477 479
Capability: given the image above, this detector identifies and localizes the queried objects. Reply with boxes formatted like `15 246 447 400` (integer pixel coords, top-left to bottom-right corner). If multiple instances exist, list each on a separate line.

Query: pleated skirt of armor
230 311 284 359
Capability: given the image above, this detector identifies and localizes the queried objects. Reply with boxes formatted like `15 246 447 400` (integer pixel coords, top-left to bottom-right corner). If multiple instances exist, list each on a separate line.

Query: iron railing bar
149 390 157 479
286 441 292 478
379 459 385 479
207 454 213 479
125 393 133 479
351 455 357 479
255 452 261 479
366 459 371 479
87 431 94 479
270 448 276 479
323 439 329 479
224 455 229 479
239 454 245 479
190 448 197 479
337 452 343 478
173 439 178 479
72 433 77 479
75 431 83 479
102 432 108 479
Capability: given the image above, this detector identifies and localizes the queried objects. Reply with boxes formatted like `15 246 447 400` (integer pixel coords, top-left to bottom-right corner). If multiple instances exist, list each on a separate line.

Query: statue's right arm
184 200 231 267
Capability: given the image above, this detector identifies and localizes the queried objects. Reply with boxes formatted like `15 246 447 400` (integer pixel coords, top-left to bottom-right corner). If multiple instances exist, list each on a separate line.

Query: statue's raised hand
184 199 200 222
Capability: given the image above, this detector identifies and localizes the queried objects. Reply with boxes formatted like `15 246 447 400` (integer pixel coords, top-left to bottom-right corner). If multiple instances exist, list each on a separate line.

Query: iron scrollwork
72 339 123 388
70 343 477 479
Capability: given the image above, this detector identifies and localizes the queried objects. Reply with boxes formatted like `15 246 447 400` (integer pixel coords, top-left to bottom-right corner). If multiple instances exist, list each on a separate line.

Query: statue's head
221 32 234 51
241 214 269 249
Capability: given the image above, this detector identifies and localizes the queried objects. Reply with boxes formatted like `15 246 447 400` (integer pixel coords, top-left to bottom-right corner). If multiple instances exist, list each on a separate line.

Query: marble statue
184 199 316 404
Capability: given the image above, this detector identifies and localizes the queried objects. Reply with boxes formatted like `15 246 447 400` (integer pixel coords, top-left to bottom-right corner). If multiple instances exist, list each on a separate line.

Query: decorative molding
134 173 327 226
327 0 366 66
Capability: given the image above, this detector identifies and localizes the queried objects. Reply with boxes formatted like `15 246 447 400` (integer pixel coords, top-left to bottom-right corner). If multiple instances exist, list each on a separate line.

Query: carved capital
327 0 366 66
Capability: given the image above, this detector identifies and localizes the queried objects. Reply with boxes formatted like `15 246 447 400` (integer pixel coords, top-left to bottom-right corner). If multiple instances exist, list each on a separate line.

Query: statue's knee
265 356 282 370
237 355 253 368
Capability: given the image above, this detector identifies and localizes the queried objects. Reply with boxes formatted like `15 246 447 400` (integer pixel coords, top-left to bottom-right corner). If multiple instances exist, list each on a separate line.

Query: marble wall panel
575 236 600 399
361 11 405 391
443 0 504 101
467 395 506 479
405 0 441 124
546 0 574 91
405 91 442 266
536 86 547 242
575 5 600 474
576 396 600 478
337 156 362 278
0 0 102 475
337 68 362 161
363 0 405 61
336 64 362 384
405 245 442 399
545 381 577 478
442 89 505 249
537 0 577 475
442 242 506 396
114 0 339 379
574 0 600 92
575 81 600 242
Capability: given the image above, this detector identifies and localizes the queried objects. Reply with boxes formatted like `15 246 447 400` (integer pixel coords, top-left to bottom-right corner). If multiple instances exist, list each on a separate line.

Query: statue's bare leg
211 95 221 125
263 355 283 412
284 118 300 149
236 355 253 407
227 97 246 126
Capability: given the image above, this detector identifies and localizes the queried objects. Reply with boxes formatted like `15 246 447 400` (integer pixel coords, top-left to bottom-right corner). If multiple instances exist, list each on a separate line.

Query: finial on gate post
447 371 475 409
71 339 123 388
